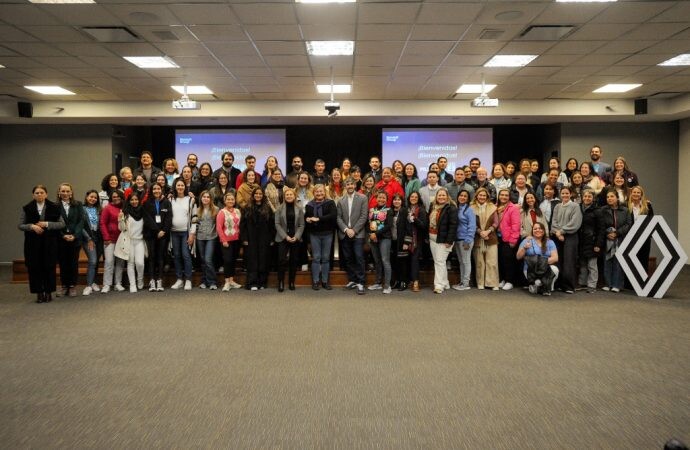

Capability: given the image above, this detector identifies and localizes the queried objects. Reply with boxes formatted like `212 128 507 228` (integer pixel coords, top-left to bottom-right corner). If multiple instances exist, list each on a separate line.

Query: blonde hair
197 190 218 216
628 185 650 215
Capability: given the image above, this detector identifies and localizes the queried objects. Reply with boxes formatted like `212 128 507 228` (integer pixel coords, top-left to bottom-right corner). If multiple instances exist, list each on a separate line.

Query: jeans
429 238 453 290
197 239 217 286
454 240 474 287
604 256 624 289
310 232 333 283
171 231 193 280
82 236 101 286
578 256 598 289
103 242 124 287
370 238 392 287
340 237 365 285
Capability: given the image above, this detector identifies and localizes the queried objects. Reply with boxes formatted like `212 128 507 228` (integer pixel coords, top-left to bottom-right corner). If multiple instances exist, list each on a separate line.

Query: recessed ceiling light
297 0 355 2
316 84 351 94
25 86 76 95
658 54 690 66
593 84 642 93
306 41 354 56
555 0 616 2
484 55 538 67
456 84 497 94
28 0 95 3
171 85 213 95
124 56 179 68
0 64 5 69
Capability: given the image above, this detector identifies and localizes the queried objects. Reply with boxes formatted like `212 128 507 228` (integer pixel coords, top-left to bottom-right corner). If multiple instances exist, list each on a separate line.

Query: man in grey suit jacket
337 177 369 294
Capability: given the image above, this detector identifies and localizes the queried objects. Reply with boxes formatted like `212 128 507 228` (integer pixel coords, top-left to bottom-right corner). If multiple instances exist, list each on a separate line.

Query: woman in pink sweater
216 191 242 291
496 188 521 291
99 190 125 293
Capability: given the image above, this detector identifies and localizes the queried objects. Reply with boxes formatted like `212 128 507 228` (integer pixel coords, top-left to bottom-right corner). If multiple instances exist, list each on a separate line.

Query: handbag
113 216 130 260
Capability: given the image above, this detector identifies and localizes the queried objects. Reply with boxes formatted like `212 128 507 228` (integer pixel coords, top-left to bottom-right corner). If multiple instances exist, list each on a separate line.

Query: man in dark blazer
337 177 369 295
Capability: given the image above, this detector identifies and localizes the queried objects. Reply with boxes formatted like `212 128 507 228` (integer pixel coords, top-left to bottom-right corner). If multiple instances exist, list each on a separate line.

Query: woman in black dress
19 185 65 303
241 187 275 290
56 182 88 297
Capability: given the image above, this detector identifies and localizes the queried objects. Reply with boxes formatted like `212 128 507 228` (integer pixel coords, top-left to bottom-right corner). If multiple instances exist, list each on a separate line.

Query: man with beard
286 155 306 188
363 155 382 183
133 151 161 184
186 153 199 181
589 145 611 179
312 158 330 185
213 151 241 188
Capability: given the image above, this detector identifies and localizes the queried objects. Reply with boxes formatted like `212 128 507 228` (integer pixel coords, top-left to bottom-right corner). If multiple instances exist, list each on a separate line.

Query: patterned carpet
1 268 688 449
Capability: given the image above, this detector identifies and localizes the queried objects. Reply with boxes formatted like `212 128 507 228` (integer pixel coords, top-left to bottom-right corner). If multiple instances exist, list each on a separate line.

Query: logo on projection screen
616 215 687 299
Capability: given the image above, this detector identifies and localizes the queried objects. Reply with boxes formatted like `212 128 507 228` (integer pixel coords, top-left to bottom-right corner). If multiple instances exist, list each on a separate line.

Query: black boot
278 272 285 292
36 293 44 303
45 292 53 302
392 281 400 289
398 282 407 291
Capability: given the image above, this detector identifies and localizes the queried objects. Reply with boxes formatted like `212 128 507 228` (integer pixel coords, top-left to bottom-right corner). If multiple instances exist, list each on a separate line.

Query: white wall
679 119 690 261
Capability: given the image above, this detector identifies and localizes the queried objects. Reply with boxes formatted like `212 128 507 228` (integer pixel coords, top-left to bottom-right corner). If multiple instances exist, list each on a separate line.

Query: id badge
155 215 161 223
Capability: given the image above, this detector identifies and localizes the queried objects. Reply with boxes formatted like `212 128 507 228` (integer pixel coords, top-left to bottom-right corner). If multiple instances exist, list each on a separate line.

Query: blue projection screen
382 128 493 179
175 129 286 172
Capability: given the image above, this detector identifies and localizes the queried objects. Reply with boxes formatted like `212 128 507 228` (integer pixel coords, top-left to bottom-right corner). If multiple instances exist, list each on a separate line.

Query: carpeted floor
1 268 689 449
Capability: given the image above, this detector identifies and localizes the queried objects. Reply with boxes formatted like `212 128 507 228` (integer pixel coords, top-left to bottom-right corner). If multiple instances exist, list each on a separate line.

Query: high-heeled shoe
278 279 285 292
411 281 420 292
398 282 407 291
289 282 295 291
36 293 45 303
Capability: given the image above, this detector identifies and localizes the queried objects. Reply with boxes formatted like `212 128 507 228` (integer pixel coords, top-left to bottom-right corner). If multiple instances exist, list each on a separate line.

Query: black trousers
390 240 409 284
408 244 421 281
556 234 579 291
278 240 299 282
498 241 518 285
221 241 239 277
58 239 80 287
27 238 58 294
146 236 168 280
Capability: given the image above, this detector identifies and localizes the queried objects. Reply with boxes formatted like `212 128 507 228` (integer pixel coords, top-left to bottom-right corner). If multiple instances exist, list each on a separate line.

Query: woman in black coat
19 184 65 303
143 183 173 291
578 189 600 293
241 187 275 290
389 193 411 290
56 182 87 297
597 191 633 292
428 187 458 294
406 191 428 292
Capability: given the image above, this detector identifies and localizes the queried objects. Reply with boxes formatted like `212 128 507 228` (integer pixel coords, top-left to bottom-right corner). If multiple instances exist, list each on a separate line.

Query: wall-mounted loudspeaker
634 98 647 115
18 101 33 118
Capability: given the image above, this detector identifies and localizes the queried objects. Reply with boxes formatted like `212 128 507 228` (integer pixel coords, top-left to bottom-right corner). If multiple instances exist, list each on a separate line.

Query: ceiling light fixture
28 0 95 3
317 84 351 94
0 64 5 69
25 86 76 95
171 85 213 95
457 84 497 94
658 54 690 67
555 0 616 3
593 84 642 93
124 56 179 69
306 41 354 56
484 54 538 67
296 0 355 3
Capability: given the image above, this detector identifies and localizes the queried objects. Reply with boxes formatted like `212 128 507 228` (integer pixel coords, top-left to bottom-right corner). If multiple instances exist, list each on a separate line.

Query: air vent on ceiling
520 25 575 41
152 30 179 41
82 27 140 43
479 29 505 40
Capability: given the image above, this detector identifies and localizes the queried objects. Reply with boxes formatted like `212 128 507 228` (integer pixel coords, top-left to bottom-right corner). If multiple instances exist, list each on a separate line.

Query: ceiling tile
417 3 483 25
534 3 607 25
130 26 197 43
0 5 61 26
4 43 67 57
355 54 399 67
574 54 628 66
461 23 524 41
593 40 657 55
651 2 690 23
498 41 555 55
264 55 310 68
404 41 454 55
566 24 637 41
395 65 436 76
245 25 302 41
453 41 504 55
357 24 412 41
300 24 355 41
591 2 675 24
153 43 208 57
168 4 239 26
174 56 220 68
353 66 393 76
187 25 247 42
444 54 490 66
24 26 90 44
409 24 468 41
545 41 607 55
618 54 676 66
640 40 690 55
39 56 92 69
206 42 259 57
621 23 690 41
56 43 115 57
232 4 296 25
219 55 264 67
473 2 548 25
105 5 180 26
0 57 44 69
358 3 419 24
596 65 646 77
295 3 356 24
105 43 162 57
355 41 405 55
272 67 312 77
255 41 306 55
398 54 445 66
42 5 123 27
79 56 132 68
0 26 40 43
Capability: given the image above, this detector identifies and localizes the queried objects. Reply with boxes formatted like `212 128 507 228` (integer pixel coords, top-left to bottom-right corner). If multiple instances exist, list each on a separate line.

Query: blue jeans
604 256 624 289
310 232 333 283
171 231 193 280
370 238 392 287
454 240 474 287
340 237 365 285
197 239 217 286
81 235 101 286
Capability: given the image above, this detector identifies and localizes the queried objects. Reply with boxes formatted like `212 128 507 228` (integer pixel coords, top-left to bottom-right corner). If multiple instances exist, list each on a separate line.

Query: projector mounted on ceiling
470 77 499 108
172 83 200 110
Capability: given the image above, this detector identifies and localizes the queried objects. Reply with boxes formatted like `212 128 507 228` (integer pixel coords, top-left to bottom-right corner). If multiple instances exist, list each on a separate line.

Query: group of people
20 145 652 302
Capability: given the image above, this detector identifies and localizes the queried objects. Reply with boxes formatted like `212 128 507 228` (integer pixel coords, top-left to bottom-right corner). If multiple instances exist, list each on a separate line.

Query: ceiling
0 0 689 107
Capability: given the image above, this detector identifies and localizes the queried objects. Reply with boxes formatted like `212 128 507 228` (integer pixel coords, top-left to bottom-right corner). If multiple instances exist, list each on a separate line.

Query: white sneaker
209 285 218 290
528 284 538 294
91 283 100 292
137 281 144 290
184 280 192 291
477 285 485 290
149 280 157 292
458 285 471 291
601 286 610 291
222 282 231 292
114 284 125 292
491 287 500 291
499 280 506 289
129 286 137 293
382 287 392 294
368 283 382 290
229 281 242 289
101 285 111 294
199 283 207 289
171 279 184 289
451 283 463 291
534 279 543 287
250 286 258 291
611 287 620 293
82 286 92 296
502 282 513 291
156 280 164 291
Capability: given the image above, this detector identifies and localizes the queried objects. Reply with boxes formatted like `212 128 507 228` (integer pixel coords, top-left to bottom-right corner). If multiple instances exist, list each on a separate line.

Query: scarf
307 199 325 217
429 203 444 235
124 203 143 221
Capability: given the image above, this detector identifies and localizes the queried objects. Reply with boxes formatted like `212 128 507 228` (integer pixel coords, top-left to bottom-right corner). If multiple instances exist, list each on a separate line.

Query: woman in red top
369 167 404 209
123 174 149 203
99 190 125 293
496 188 521 291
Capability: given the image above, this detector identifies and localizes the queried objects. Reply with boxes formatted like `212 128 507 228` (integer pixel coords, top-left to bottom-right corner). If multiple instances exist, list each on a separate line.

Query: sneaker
565 290 574 294
222 282 231 292
499 281 506 289
171 279 184 290
301 264 308 271
587 288 596 294
368 283 383 291
491 287 500 291
137 281 144 290
451 284 463 291
250 286 258 291
114 284 125 292
156 280 164 291
199 283 207 289
477 285 485 290
356 284 365 295
543 291 551 296
229 281 242 289
502 282 514 291
184 280 192 291
382 287 392 294
129 286 137 293
149 280 156 292
611 287 620 293
534 279 542 287
601 286 610 291
434 288 443 294
345 281 356 290
91 283 100 292
528 284 538 294
101 285 111 294
82 286 92 296
458 285 471 291
209 285 218 290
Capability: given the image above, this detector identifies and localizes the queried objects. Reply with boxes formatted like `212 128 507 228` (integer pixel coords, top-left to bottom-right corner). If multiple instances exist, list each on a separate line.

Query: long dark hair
123 192 143 220
247 186 270 220
521 192 543 216
101 173 119 193
83 189 102 213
